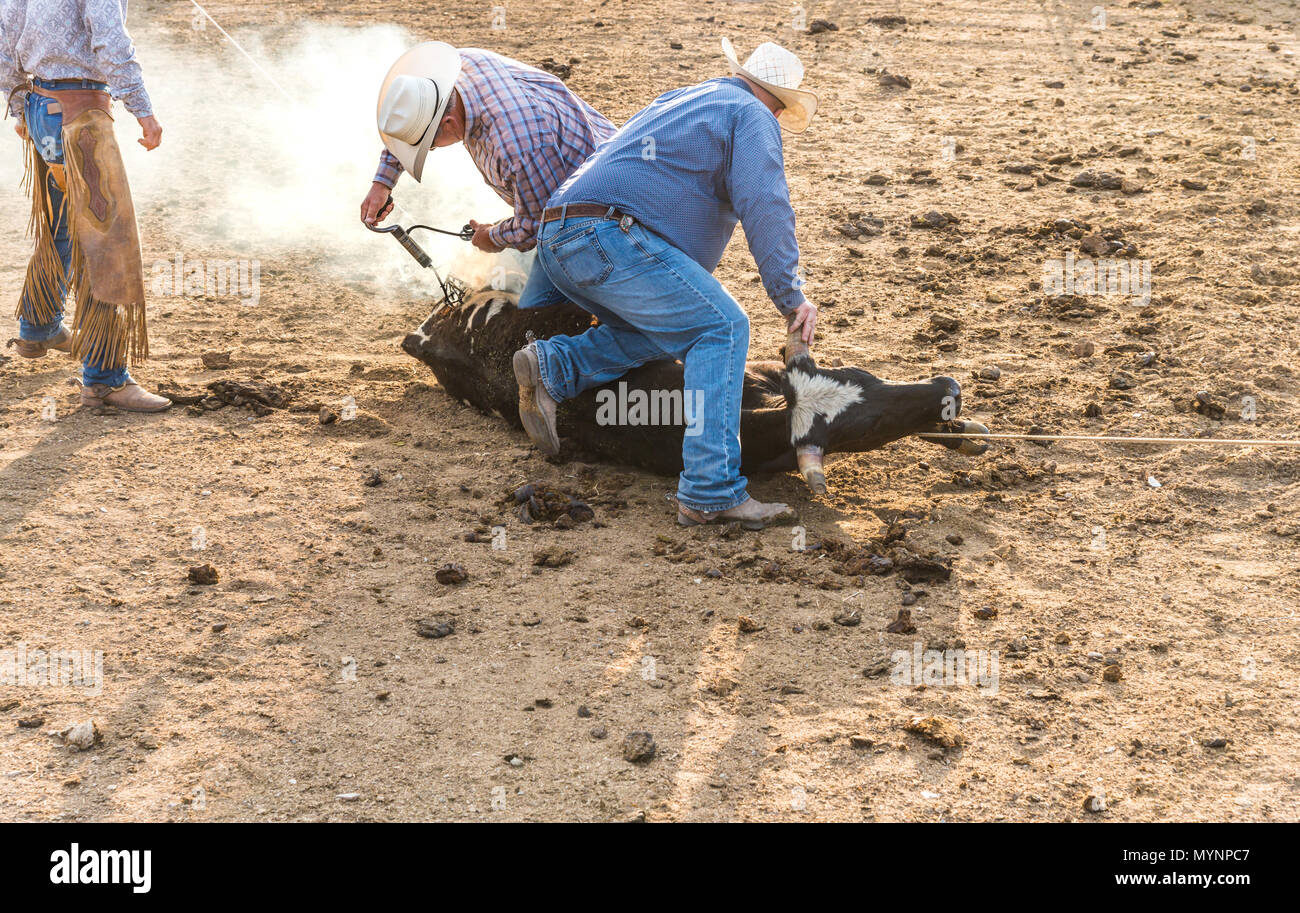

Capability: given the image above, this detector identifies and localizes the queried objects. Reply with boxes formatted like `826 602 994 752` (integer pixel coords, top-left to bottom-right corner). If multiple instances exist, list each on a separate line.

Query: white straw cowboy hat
721 37 819 133
377 41 463 182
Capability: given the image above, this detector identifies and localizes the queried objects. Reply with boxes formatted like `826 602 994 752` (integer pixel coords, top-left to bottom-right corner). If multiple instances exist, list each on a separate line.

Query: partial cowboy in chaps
18 86 148 370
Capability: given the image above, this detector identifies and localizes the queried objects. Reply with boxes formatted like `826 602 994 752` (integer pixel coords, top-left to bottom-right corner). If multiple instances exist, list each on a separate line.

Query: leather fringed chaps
17 139 65 328
18 104 148 370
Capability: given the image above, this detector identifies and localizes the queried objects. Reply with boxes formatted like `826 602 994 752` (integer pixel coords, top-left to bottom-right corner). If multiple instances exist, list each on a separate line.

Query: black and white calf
401 290 989 493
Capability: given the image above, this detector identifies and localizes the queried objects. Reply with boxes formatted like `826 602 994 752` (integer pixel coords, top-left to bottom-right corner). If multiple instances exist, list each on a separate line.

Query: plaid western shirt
374 48 614 251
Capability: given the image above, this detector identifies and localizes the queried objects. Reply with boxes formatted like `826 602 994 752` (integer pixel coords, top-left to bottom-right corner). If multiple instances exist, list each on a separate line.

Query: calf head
781 329 988 494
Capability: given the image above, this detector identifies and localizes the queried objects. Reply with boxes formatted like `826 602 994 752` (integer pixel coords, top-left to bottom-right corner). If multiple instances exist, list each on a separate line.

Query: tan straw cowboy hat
721 37 819 133
376 41 463 182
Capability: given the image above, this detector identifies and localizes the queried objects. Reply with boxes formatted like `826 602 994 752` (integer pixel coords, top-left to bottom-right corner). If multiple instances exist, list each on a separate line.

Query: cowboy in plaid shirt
363 47 614 255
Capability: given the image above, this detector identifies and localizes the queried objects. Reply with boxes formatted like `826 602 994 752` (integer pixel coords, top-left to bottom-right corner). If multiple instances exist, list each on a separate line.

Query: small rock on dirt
533 545 576 568
187 563 219 585
862 655 892 678
622 731 656 763
1192 391 1226 419
55 720 102 752
904 715 964 750
435 563 468 584
885 608 917 634
833 608 861 626
416 619 454 639
537 58 572 80
1079 233 1110 257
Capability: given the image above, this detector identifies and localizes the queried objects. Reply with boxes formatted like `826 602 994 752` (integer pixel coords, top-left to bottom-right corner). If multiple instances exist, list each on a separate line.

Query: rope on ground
918 432 1300 447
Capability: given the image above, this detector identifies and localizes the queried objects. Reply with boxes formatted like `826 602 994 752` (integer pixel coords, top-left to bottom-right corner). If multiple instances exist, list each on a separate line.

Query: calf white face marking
787 368 862 443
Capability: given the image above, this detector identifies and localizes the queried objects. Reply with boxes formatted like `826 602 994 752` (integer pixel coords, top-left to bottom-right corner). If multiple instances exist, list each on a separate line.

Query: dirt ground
1 0 1298 822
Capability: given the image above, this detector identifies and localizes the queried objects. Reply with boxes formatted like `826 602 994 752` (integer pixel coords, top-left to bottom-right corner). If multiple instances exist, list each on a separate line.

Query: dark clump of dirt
508 483 596 525
187 563 219 585
164 379 296 416
435 563 469 585
416 618 454 639
822 537 954 584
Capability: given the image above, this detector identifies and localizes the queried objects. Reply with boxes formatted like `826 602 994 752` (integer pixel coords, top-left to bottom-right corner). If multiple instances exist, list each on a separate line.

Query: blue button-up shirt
548 76 805 315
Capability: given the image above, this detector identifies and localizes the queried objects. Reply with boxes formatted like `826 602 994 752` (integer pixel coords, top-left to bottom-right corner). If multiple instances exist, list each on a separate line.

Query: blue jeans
533 216 750 512
517 250 568 309
18 88 129 387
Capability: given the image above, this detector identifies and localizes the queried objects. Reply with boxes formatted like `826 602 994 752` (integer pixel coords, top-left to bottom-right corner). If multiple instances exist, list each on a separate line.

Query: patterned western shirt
549 76 806 315
374 48 614 251
0 0 153 119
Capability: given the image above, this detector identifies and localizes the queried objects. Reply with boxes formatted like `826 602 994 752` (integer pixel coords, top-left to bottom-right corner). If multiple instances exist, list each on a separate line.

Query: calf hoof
956 420 991 455
796 445 827 495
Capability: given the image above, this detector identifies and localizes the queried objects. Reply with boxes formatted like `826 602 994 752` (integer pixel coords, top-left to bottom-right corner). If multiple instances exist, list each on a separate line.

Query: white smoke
1 21 523 300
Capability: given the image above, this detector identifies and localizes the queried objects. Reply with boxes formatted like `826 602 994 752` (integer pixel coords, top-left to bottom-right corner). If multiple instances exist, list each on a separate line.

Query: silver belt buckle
618 214 634 233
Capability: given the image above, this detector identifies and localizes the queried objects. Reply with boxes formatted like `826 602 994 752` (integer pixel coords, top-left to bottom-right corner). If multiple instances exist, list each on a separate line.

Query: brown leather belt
31 84 111 123
541 203 634 225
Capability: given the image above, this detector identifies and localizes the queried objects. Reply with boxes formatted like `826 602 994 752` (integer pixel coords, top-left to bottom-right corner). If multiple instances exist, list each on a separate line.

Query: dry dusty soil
1 0 1298 821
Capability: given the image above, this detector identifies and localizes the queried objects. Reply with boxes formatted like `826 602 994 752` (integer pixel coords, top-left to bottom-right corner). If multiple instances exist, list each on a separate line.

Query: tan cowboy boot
81 381 172 413
6 324 73 358
512 343 561 456
678 497 796 531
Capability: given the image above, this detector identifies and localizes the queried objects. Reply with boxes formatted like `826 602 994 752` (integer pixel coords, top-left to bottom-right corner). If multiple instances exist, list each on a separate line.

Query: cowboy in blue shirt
514 39 819 528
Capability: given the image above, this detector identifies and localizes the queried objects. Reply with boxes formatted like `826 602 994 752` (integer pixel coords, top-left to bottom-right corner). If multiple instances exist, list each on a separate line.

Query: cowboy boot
513 343 561 456
6 324 73 358
677 497 796 531
81 381 172 413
